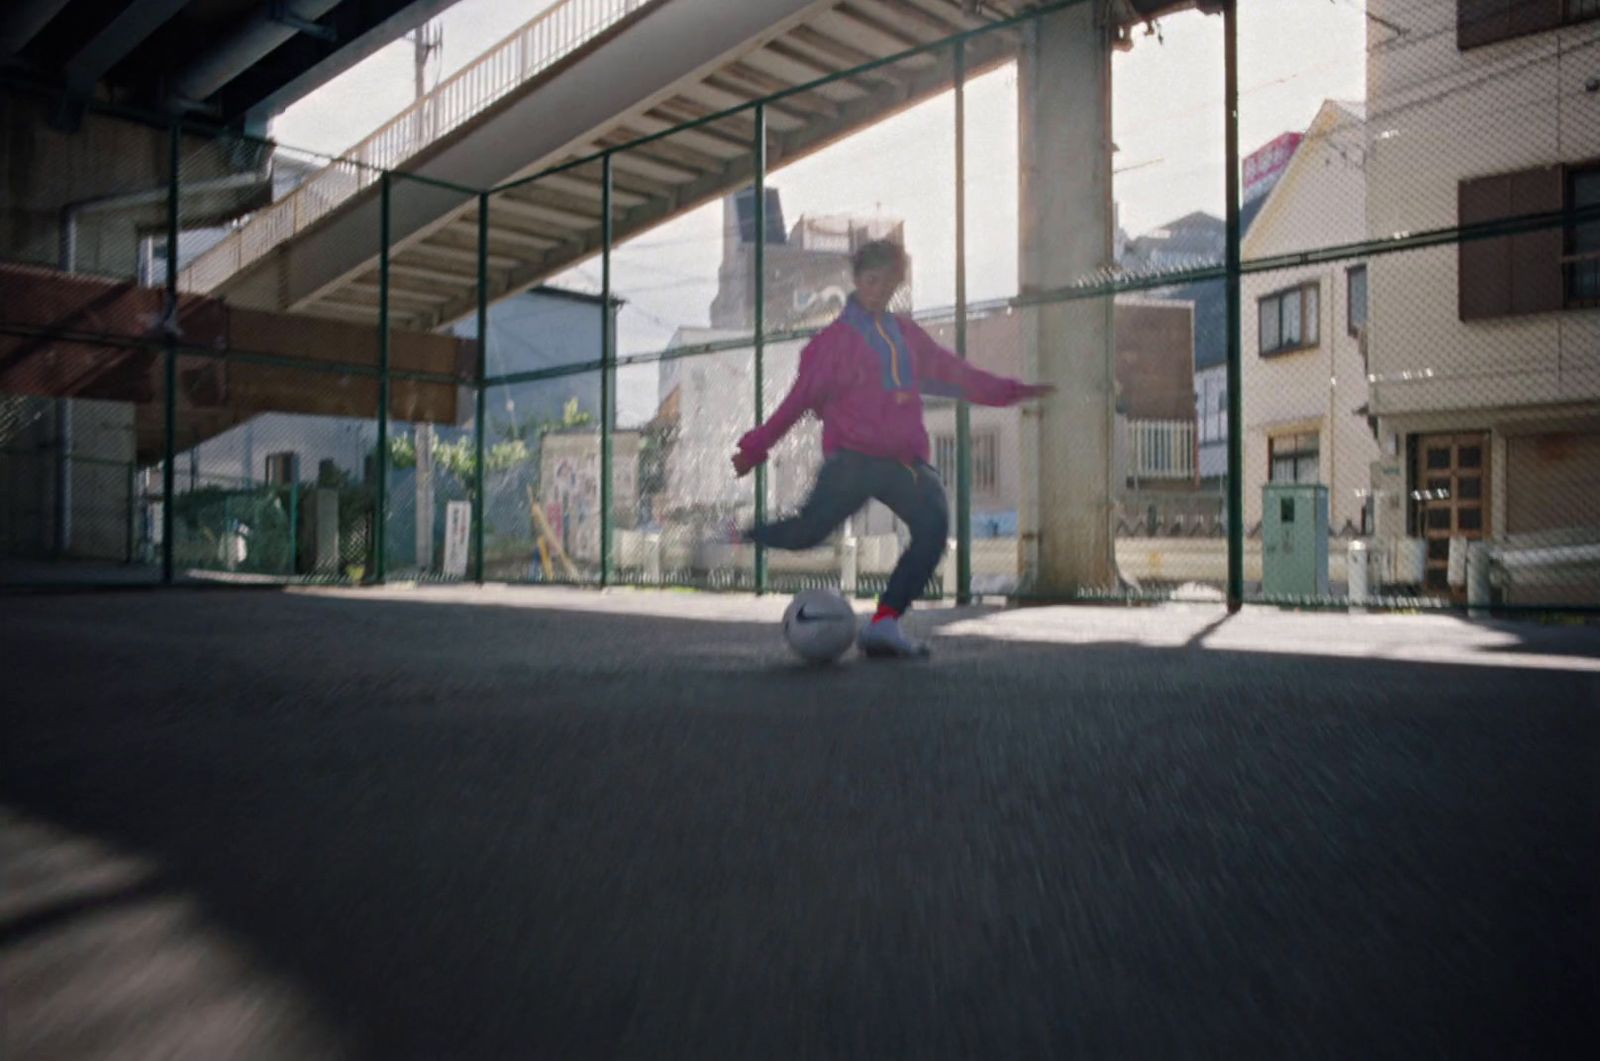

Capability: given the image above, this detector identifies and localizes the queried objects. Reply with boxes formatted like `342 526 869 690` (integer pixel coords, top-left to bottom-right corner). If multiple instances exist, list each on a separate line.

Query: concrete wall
0 397 135 561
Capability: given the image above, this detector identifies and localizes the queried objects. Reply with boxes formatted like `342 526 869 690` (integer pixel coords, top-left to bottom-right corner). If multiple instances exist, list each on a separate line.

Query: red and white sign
1243 132 1303 204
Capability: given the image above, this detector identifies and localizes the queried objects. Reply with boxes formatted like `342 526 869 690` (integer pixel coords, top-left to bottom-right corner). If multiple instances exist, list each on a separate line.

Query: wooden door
1416 432 1491 593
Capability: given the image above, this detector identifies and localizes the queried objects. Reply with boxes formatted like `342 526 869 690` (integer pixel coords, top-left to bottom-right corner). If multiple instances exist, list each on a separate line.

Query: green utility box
1261 482 1329 597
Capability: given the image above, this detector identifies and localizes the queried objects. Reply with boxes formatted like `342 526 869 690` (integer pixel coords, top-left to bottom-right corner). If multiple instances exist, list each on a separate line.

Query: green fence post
126 461 136 564
287 478 299 577
375 171 391 584
954 40 972 606
753 103 768 595
1224 0 1243 612
474 192 489 583
600 153 614 587
162 122 178 585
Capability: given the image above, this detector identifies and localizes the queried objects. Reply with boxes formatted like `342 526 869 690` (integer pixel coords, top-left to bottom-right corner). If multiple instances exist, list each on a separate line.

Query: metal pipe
53 399 71 557
1224 0 1243 612
473 192 489 583
599 153 613 587
954 39 972 606
162 122 179 584
287 462 300 576
126 460 136 563
374 171 391 584
753 103 767 595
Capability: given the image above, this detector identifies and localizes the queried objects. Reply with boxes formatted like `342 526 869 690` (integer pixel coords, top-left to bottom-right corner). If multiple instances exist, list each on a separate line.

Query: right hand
731 449 758 478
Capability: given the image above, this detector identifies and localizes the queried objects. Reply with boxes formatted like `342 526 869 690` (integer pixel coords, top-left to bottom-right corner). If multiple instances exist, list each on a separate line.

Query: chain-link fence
4 0 1597 611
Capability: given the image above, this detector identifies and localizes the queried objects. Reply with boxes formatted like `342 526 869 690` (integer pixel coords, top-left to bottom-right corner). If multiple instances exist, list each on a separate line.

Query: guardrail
181 0 655 295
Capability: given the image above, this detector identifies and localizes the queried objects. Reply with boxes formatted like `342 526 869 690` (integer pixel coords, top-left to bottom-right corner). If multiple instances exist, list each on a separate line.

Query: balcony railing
1127 418 1197 482
180 0 656 295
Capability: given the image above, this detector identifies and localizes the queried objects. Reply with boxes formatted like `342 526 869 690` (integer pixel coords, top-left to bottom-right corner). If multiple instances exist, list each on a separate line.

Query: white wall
1240 101 1377 534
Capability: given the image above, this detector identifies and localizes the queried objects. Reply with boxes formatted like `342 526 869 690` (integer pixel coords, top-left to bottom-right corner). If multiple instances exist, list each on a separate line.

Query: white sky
273 0 563 159
268 0 1369 417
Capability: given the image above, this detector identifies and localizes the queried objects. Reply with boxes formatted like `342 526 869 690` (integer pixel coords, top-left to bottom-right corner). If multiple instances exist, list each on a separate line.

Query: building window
932 432 998 494
1269 431 1321 485
1347 265 1368 336
1566 166 1600 307
1258 282 1319 357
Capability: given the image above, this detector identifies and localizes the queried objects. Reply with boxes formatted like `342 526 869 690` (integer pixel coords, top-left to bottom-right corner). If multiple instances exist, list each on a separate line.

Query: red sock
872 604 900 624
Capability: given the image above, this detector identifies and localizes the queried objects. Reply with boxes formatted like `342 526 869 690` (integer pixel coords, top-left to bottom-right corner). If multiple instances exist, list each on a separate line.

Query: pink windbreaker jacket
738 296 1031 466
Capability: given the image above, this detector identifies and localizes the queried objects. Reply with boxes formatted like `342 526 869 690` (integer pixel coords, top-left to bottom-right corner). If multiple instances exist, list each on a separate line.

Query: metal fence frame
7 0 1600 613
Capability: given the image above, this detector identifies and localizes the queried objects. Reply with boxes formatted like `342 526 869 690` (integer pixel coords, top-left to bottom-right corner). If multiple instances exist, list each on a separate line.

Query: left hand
1017 383 1056 401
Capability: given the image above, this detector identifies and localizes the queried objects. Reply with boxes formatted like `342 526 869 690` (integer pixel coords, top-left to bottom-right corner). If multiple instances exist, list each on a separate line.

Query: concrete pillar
1017 3 1117 592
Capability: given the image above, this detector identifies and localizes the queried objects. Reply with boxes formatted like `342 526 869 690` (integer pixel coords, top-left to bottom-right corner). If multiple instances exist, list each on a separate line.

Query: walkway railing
180 0 655 295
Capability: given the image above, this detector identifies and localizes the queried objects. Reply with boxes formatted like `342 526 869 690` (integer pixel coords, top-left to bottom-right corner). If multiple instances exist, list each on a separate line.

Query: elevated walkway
183 0 1025 332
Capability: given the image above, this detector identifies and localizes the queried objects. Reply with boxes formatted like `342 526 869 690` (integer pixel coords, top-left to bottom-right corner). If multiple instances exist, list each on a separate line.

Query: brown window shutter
1460 0 1562 49
1459 0 1510 50
1507 0 1563 39
1509 166 1565 315
1459 174 1513 320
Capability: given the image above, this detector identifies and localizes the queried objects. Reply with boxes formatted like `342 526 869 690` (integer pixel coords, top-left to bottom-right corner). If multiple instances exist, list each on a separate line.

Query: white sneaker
857 617 931 659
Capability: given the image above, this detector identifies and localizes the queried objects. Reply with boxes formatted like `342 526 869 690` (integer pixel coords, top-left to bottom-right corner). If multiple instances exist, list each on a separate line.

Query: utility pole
410 20 443 140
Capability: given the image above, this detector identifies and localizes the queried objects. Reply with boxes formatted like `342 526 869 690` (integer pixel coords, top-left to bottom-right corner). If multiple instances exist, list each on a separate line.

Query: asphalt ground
3 586 1597 1059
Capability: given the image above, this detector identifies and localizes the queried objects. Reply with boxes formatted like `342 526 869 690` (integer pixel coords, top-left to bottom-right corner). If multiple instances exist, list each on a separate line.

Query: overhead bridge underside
197 0 1034 332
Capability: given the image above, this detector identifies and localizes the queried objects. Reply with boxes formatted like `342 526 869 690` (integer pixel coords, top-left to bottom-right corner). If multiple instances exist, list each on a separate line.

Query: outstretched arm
732 341 826 477
903 319 1054 406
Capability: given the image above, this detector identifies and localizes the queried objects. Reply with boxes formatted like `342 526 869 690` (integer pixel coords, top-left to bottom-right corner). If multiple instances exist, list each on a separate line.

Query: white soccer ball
782 588 858 663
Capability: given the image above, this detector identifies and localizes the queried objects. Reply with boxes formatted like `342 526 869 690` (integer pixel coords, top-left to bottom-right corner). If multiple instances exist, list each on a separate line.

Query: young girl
732 240 1053 658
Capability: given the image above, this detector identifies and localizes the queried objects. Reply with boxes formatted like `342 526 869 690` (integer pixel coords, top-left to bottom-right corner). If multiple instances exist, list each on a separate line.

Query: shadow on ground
2 590 1597 1059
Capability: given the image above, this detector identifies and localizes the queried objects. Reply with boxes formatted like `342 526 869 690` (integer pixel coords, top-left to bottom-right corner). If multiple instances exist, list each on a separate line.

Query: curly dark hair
851 239 906 276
